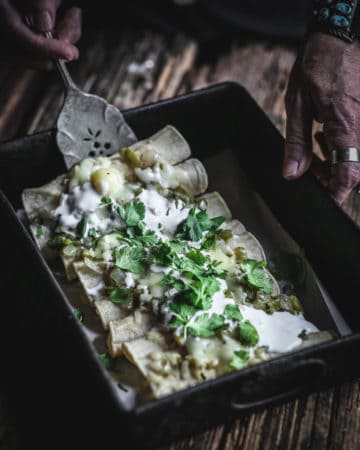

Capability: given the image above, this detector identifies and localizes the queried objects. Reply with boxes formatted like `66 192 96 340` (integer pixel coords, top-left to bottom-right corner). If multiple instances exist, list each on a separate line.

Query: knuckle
333 163 360 189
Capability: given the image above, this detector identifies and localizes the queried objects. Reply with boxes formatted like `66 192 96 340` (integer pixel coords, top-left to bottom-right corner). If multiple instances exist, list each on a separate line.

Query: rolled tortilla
222 219 246 236
73 261 106 303
198 191 232 218
94 300 129 330
229 231 266 262
107 310 154 357
22 174 66 222
175 158 208 196
122 331 196 398
61 254 79 281
130 125 191 165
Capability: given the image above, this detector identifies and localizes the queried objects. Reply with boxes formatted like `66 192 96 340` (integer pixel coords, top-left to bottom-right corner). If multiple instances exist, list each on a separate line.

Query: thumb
283 87 313 180
26 0 61 33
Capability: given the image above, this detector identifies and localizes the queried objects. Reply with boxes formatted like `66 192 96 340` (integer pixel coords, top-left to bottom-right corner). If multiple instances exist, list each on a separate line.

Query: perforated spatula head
45 32 137 169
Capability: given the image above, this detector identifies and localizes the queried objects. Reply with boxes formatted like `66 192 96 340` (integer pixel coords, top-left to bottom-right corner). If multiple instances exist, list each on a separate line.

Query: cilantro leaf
188 313 227 337
240 259 274 294
201 231 217 250
230 350 249 370
139 229 158 246
99 353 115 370
168 240 187 253
184 277 220 310
160 273 186 291
176 207 202 241
177 257 205 279
206 260 227 279
168 302 197 328
117 201 145 227
224 304 243 321
238 320 259 346
108 287 133 304
186 248 207 265
176 208 225 242
73 308 84 323
115 246 147 274
152 242 178 267
76 216 88 238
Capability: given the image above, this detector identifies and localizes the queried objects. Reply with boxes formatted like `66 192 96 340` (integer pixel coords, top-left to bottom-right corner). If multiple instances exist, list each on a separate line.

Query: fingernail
34 11 53 32
283 159 300 179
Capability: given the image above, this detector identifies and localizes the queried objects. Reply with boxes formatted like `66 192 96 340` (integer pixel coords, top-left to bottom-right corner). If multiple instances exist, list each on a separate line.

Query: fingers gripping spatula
45 32 137 169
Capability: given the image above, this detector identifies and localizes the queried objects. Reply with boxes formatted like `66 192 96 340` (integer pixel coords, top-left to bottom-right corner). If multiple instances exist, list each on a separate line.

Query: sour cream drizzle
239 305 318 353
137 188 190 238
54 182 123 234
187 278 318 354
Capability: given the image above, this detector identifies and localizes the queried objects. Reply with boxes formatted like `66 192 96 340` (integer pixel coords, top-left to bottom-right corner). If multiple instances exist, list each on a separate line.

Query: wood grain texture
0 27 359 450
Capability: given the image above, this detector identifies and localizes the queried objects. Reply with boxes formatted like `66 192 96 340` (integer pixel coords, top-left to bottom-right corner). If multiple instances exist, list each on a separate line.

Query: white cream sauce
150 264 171 275
54 182 123 234
206 279 232 315
239 305 318 353
169 275 318 355
136 189 190 238
134 160 180 190
86 280 105 301
135 164 163 186
124 272 136 289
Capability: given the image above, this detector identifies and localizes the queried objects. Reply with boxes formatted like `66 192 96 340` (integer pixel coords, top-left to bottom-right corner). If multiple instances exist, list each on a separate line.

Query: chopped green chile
217 229 233 242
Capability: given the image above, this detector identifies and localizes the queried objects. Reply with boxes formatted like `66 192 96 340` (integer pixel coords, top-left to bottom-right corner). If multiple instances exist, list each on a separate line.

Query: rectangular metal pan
1 82 360 449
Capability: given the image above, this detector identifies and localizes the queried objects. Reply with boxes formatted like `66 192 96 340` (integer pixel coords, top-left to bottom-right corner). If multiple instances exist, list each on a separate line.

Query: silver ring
330 147 360 165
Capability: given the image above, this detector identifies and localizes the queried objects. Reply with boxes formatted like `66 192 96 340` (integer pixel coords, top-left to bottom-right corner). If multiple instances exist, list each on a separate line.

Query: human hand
284 32 360 204
0 0 82 70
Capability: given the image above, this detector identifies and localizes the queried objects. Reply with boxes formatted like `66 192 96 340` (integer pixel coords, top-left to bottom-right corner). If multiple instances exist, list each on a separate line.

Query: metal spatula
45 32 137 169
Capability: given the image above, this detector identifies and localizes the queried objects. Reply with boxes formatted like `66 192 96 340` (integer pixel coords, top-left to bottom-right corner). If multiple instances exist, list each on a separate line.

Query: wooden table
1 26 359 450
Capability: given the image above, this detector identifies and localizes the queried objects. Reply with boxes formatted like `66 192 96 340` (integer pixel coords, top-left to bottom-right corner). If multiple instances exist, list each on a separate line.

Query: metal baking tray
1 82 360 449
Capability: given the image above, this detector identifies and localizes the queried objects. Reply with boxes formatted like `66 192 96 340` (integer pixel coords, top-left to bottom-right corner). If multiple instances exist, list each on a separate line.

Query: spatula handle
44 31 77 91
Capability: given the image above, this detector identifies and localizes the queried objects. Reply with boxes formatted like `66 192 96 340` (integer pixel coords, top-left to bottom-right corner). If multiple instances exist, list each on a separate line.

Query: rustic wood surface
0 27 359 450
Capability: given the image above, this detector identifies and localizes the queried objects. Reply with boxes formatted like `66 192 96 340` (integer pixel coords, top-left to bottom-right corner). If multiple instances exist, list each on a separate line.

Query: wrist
310 0 360 42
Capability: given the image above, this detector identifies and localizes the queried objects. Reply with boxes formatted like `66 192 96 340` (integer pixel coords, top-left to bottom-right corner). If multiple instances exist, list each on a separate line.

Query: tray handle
231 358 326 412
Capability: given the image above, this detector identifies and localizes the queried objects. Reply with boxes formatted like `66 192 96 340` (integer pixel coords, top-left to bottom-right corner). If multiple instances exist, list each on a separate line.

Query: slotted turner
45 32 137 169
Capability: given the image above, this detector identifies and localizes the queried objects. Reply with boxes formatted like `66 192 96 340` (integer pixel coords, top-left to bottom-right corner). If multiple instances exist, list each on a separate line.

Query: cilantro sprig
152 242 180 267
240 259 274 294
117 200 145 227
168 302 226 339
168 302 197 328
183 277 220 310
176 207 226 242
108 287 133 304
230 350 250 370
224 304 243 321
115 246 147 274
187 313 227 337
238 320 259 346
